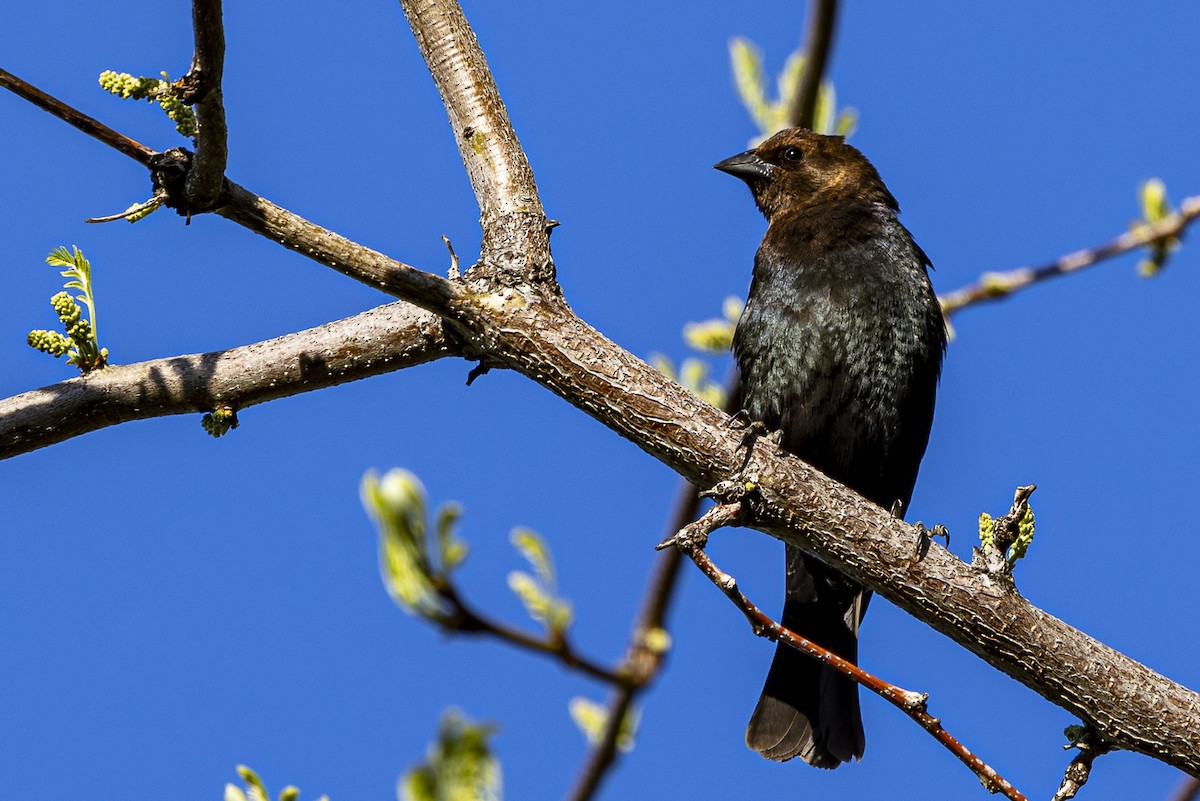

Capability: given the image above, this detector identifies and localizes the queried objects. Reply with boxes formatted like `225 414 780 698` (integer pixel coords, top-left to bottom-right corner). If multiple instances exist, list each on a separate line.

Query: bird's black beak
714 150 772 183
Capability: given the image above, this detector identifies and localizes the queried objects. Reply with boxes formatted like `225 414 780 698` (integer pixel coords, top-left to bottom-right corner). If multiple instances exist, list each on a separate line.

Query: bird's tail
745 550 866 768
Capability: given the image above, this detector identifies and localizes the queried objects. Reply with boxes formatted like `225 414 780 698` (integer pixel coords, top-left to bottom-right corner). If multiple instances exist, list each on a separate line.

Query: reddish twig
666 501 1030 801
0 67 155 165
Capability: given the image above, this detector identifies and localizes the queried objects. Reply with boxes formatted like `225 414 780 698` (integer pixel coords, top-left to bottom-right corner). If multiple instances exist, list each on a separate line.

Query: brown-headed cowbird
715 128 945 768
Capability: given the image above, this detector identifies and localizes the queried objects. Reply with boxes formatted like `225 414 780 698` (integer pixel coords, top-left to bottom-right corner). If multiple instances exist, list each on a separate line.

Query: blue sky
3 2 1200 800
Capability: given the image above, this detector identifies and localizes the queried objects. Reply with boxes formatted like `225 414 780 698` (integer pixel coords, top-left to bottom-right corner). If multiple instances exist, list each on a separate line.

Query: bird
715 128 946 768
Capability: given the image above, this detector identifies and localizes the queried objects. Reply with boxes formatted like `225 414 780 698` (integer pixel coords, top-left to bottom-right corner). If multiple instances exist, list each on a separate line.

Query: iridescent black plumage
716 129 945 768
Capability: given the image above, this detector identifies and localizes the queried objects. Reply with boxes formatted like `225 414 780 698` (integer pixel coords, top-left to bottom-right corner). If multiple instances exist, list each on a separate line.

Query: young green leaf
568 697 640 753
362 469 449 620
402 711 501 801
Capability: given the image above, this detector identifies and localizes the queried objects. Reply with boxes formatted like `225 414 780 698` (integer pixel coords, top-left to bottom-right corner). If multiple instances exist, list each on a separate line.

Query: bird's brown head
715 128 897 220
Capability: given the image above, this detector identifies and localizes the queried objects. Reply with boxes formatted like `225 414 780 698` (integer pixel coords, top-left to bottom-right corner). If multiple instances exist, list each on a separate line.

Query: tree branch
668 501 1029 801
215 179 465 315
787 0 840 130
940 196 1200 316
184 0 229 209
0 67 154 165
0 302 455 459
398 0 553 286
1171 776 1200 801
6 5 1200 784
433 582 626 687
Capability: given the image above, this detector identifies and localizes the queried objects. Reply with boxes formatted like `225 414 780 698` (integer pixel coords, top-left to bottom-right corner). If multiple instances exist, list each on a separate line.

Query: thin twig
787 0 840 130
669 502 1030 801
940 196 1200 317
184 0 229 209
435 583 625 686
0 72 461 317
0 67 154 165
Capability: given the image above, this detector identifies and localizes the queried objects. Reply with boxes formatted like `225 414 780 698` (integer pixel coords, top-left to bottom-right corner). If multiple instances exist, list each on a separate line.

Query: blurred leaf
775 52 807 134
729 38 772 135
225 765 327 801
362 469 450 620
1136 178 1178 277
649 353 675 380
233 766 270 801
507 529 573 634
401 711 501 801
436 502 468 572
729 38 857 139
568 697 640 753
722 296 744 324
1142 178 1170 223
835 108 859 138
683 318 735 353
641 626 672 655
510 527 554 587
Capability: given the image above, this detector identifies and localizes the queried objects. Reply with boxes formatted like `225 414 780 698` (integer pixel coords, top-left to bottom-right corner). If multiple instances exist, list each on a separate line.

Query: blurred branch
0 302 455 458
940 195 1200 317
663 501 1029 801
565 512 691 801
183 0 228 209
1171 776 1200 801
431 576 625 686
0 67 154 165
787 0 840 129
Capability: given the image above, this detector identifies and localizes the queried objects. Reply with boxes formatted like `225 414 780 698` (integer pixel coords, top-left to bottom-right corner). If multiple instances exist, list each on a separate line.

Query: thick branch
398 0 553 285
184 0 229 209
459 288 1200 777
0 302 455 459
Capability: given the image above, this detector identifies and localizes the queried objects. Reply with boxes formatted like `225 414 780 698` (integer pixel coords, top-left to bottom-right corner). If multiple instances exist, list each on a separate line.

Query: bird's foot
912 521 950 557
727 413 783 472
699 473 759 505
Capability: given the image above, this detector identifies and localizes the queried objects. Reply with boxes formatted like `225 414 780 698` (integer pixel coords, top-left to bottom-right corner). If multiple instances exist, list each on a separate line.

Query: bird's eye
781 146 803 163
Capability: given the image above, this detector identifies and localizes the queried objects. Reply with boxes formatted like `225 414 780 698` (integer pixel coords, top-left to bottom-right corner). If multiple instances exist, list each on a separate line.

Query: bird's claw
699 474 759 505
912 521 950 557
